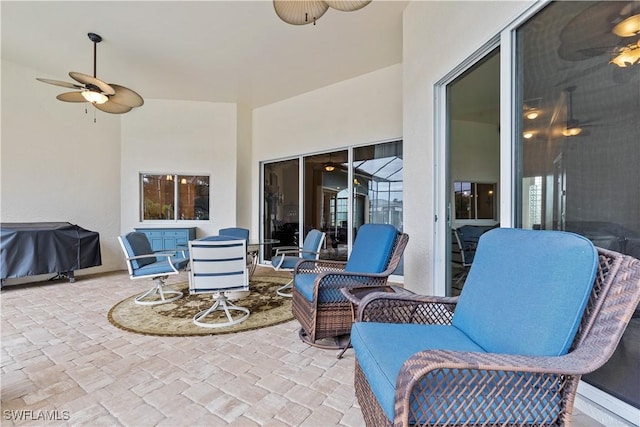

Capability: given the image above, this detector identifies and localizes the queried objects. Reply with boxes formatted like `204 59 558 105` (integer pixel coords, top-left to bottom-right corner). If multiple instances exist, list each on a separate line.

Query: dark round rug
108 276 293 336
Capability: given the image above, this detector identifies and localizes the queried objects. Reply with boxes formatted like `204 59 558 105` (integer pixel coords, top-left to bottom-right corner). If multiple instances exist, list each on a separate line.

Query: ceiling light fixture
611 12 640 67
81 90 108 105
523 131 534 139
562 86 582 137
611 39 640 67
36 32 144 115
324 152 336 171
525 110 539 120
273 0 371 26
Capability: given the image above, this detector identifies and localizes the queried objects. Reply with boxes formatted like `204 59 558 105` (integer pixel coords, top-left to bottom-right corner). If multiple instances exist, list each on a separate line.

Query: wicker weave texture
293 232 409 345
353 248 640 427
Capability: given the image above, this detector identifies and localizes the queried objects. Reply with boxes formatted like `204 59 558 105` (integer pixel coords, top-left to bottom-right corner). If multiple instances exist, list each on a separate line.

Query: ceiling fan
36 33 143 114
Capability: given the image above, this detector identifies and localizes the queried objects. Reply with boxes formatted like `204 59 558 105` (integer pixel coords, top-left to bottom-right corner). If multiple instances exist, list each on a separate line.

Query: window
454 182 496 220
140 174 209 221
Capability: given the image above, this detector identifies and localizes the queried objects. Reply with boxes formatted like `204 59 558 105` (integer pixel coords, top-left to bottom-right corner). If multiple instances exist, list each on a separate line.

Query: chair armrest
125 253 174 261
358 291 458 325
393 348 596 426
294 259 347 274
274 246 301 255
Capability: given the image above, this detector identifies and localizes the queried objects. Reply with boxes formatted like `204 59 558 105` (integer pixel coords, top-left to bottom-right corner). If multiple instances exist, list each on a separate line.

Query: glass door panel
263 159 299 261
304 150 349 260
516 0 640 412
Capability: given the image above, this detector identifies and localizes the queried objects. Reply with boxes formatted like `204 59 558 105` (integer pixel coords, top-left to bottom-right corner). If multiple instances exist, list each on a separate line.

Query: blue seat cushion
345 224 398 273
352 322 485 423
294 273 319 302
452 228 598 357
272 255 300 270
132 257 189 277
122 232 156 269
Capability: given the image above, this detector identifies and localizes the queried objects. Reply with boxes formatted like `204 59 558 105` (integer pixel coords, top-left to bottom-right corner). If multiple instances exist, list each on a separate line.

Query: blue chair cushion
219 228 249 241
301 229 324 260
132 257 189 277
272 255 300 270
345 224 398 273
293 273 319 302
352 322 485 423
452 228 598 357
122 232 156 269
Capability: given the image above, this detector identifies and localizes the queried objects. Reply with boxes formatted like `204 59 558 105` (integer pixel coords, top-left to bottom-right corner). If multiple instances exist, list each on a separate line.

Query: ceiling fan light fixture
562 120 582 137
81 90 108 104
612 14 640 37
325 0 372 12
324 163 336 172
610 41 640 67
273 0 329 25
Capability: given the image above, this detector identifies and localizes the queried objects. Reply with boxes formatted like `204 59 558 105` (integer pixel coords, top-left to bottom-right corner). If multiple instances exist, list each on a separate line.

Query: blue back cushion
345 224 398 273
219 227 250 241
301 229 324 260
452 228 598 356
122 232 156 269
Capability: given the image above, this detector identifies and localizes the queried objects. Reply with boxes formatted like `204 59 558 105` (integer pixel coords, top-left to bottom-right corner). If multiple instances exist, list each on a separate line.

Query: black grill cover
1 222 102 280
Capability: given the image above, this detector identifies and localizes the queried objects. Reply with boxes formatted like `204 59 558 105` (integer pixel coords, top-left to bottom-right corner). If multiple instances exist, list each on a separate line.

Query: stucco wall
1 59 123 282
402 0 532 294
251 63 403 235
120 99 238 243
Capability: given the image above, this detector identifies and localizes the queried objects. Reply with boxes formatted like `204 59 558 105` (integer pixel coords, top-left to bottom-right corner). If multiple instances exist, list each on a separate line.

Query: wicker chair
292 223 409 349
352 228 640 427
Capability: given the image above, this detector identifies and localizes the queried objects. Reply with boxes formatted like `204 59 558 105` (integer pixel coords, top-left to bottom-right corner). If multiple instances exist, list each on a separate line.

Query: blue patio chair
188 237 250 328
270 228 325 297
219 227 255 273
351 228 640 426
292 223 409 349
118 231 189 305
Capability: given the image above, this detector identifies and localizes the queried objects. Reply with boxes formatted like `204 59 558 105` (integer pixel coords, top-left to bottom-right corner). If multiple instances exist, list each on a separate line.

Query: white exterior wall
251 64 403 235
1 59 123 282
402 0 532 294
120 99 238 244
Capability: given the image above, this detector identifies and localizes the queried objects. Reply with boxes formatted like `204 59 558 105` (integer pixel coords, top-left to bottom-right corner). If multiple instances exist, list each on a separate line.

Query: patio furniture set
119 224 640 426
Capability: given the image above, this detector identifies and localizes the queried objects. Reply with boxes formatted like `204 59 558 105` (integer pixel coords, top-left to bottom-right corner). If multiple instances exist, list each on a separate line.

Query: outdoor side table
337 285 397 359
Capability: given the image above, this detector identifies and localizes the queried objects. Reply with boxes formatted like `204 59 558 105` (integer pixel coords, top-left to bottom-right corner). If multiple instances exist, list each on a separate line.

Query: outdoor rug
108 276 293 336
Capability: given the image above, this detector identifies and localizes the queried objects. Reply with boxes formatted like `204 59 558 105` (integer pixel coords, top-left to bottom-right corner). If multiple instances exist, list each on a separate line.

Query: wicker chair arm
358 291 459 325
393 348 597 427
294 259 347 274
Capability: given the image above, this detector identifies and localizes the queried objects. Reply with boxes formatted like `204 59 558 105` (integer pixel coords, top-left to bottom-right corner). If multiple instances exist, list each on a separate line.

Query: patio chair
351 228 640 427
188 237 250 328
219 227 254 273
118 232 189 305
292 223 409 349
270 228 325 297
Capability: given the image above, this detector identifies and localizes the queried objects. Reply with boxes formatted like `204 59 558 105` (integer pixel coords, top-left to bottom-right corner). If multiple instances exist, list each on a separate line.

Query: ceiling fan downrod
87 32 102 79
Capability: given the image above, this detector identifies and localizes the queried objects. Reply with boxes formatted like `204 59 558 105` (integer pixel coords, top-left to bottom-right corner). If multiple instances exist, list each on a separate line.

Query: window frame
139 173 210 222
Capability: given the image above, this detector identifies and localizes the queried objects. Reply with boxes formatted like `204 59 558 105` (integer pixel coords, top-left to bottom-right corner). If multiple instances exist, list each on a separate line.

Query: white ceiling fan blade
69 72 115 95
94 100 132 114
109 84 144 108
56 92 87 103
36 78 84 89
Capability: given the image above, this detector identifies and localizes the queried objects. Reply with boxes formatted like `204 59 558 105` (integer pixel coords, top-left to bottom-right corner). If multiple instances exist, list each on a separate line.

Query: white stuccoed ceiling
2 0 407 108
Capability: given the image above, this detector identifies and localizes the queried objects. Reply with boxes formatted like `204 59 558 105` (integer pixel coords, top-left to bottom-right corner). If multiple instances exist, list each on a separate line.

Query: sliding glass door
261 140 403 269
515 1 640 413
262 159 299 260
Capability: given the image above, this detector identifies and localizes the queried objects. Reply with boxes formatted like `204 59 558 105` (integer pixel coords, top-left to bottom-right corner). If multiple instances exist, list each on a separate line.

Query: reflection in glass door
262 159 299 261
304 150 349 260
446 48 500 296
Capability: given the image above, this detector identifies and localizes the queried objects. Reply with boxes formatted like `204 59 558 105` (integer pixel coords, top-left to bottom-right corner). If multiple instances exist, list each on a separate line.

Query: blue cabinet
135 227 196 252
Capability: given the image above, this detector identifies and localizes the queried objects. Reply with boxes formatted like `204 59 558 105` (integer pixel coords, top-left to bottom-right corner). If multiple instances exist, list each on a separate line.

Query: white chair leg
135 276 183 306
193 292 250 328
276 278 294 298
